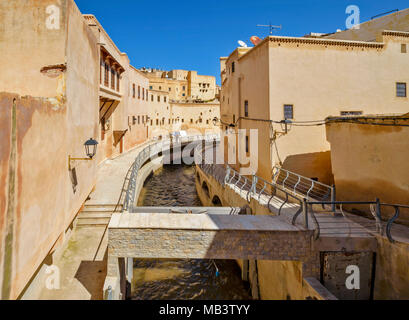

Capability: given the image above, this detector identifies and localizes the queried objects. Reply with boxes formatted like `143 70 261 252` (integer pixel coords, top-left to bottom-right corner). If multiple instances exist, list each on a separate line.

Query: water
131 165 252 300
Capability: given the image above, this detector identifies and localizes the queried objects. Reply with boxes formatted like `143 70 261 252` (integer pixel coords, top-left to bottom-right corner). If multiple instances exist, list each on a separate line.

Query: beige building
170 101 220 134
140 68 218 102
325 114 409 222
219 9 409 184
0 0 220 300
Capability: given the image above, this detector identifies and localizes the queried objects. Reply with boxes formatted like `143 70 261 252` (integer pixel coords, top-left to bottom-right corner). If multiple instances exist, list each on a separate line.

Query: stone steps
77 204 120 227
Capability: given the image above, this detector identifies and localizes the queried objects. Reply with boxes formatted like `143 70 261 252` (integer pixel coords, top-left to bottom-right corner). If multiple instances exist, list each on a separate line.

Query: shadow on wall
336 178 409 225
281 151 334 185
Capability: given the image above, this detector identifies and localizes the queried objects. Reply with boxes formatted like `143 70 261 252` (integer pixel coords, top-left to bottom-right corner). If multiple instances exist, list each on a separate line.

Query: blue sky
75 0 408 84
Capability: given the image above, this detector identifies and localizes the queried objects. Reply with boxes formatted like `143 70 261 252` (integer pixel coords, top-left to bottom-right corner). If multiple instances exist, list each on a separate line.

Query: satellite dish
238 40 248 48
250 36 262 46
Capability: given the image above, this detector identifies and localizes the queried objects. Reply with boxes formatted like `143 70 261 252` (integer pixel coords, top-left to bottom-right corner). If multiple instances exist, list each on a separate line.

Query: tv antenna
257 23 282 35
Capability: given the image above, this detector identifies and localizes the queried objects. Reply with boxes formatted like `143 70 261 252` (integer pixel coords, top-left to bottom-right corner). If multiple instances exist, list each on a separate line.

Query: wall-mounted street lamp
279 119 292 134
68 138 99 170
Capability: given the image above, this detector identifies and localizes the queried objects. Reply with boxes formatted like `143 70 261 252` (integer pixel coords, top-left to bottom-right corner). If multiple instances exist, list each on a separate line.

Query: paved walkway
38 142 151 300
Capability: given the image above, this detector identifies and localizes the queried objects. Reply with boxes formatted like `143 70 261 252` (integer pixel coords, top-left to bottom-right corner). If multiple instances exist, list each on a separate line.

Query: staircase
76 204 122 227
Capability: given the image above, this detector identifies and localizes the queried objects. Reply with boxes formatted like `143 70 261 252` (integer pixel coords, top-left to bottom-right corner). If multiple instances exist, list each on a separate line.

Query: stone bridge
104 210 314 300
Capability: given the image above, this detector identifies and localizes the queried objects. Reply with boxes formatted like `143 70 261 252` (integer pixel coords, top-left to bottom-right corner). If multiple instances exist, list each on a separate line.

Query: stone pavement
38 142 151 300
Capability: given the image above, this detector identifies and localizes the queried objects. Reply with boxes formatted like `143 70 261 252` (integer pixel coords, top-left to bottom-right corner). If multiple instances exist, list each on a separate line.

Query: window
138 115 140 124
245 136 249 153
157 95 160 102
182 93 185 97
132 84 135 98
149 86 153 90
159 86 162 90
232 62 235 73
146 90 148 101
402 44 407 53
111 69 115 90
142 88 145 100
169 87 171 92
183 86 186 91
244 101 249 117
151 94 154 102
104 63 109 87
340 111 363 116
156 119 159 125
164 96 167 102
117 73 120 92
284 105 294 119
138 86 141 99
190 119 193 124
397 83 407 97
233 114 236 124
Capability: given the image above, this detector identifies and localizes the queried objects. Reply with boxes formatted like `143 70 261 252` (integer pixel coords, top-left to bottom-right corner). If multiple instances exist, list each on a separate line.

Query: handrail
123 134 220 211
196 143 408 243
306 200 408 243
272 166 335 209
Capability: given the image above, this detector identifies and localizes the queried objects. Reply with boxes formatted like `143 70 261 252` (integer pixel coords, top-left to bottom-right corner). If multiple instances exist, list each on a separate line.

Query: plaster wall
0 0 99 299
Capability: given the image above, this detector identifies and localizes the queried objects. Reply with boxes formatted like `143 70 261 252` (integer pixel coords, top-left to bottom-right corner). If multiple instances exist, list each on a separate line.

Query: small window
340 111 363 116
244 101 249 117
233 114 236 124
284 105 294 119
149 86 153 90
232 62 235 73
164 96 167 102
132 84 135 98
183 86 186 91
138 86 141 99
397 83 407 97
402 44 407 53
138 115 140 125
151 94 154 102
245 136 249 153
157 95 160 102
169 87 171 91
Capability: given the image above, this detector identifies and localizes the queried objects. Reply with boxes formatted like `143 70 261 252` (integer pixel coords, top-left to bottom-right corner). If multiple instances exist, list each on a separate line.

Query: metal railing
272 166 335 210
195 144 312 231
306 200 409 243
196 145 408 242
123 134 220 211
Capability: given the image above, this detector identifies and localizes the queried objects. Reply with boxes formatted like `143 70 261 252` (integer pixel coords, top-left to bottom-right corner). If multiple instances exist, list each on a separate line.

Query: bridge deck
109 212 301 232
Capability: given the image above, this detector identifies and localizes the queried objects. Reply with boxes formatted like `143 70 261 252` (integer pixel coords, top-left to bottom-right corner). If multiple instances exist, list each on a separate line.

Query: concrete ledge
303 277 338 300
109 212 302 231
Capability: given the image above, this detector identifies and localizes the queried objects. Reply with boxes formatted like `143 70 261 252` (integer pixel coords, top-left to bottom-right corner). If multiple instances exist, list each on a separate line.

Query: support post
331 184 336 213
303 198 309 229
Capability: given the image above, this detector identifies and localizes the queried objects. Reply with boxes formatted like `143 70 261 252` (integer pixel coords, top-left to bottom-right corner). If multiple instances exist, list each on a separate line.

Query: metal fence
196 144 407 243
306 200 409 243
123 134 220 211
272 166 335 208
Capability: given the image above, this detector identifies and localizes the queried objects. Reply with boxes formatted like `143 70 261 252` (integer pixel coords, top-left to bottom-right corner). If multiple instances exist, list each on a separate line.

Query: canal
131 164 252 300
